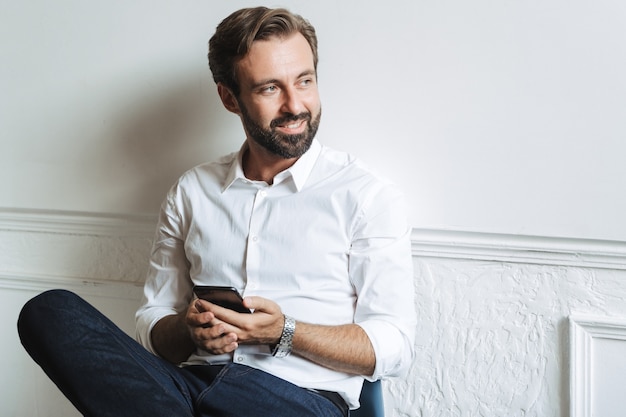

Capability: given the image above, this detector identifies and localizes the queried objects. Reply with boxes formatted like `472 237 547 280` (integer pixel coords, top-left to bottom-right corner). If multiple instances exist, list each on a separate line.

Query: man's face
234 33 321 159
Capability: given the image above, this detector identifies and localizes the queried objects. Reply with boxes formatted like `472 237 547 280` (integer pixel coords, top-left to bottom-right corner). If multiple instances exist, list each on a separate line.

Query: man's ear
217 83 241 115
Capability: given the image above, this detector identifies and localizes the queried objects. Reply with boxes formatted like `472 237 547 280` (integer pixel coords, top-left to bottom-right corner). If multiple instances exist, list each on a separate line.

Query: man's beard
239 103 321 159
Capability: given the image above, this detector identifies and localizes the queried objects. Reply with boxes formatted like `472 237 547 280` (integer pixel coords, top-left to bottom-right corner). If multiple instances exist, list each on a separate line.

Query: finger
196 330 239 354
192 319 233 339
242 296 280 315
194 299 215 313
205 303 250 328
187 306 215 327
187 299 215 327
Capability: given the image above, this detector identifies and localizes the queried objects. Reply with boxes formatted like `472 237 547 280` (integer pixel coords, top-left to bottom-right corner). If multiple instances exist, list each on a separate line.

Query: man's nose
280 87 305 115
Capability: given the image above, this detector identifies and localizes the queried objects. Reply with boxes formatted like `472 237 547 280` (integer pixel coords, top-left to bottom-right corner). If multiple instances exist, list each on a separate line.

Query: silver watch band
272 315 295 358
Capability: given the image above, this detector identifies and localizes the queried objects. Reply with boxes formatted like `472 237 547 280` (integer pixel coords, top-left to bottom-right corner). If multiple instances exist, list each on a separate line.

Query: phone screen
193 286 251 314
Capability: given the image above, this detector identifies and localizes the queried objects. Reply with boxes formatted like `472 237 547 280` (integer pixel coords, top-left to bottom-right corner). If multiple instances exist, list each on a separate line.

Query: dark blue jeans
17 289 343 417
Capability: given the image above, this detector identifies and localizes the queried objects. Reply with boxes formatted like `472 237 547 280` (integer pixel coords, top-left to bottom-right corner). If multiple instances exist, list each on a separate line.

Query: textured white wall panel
385 259 626 416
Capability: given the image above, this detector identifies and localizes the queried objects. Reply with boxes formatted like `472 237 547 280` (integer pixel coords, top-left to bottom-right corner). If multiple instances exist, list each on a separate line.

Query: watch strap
272 315 295 358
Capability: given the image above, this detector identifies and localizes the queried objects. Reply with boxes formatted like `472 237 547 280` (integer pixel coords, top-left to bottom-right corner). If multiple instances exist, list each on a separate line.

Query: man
18 7 416 416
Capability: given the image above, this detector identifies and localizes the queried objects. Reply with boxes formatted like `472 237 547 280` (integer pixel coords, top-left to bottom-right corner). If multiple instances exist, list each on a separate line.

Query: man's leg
17 289 194 417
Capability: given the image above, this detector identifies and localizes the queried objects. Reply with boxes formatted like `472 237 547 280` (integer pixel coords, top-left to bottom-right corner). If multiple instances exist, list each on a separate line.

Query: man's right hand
186 299 240 355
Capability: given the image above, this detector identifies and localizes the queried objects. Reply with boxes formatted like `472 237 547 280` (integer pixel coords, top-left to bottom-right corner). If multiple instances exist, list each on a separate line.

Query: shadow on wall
96 70 241 213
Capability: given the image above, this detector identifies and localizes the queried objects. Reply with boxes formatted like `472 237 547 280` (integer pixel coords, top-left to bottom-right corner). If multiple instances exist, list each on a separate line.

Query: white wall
2 0 625 239
2 1 626 416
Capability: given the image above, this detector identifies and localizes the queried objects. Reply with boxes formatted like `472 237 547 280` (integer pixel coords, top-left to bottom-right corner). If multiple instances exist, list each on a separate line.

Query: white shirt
135 139 416 408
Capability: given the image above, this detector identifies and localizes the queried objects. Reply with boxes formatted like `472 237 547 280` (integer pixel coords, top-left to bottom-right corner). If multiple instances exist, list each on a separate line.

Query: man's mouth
281 120 305 129
273 115 309 134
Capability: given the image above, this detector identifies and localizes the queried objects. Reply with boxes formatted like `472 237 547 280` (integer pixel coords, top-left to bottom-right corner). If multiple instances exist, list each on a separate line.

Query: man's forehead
236 33 315 85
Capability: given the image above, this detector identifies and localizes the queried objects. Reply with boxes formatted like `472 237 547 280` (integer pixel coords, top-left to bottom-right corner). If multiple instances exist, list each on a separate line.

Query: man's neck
242 140 298 184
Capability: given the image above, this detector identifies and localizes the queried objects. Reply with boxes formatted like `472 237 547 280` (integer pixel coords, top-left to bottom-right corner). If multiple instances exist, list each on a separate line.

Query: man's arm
151 299 247 364
190 296 376 376
292 322 375 376
151 296 377 376
150 313 196 364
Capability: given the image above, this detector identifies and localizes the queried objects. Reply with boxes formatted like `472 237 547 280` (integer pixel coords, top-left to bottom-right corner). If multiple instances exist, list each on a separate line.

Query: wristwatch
272 315 295 358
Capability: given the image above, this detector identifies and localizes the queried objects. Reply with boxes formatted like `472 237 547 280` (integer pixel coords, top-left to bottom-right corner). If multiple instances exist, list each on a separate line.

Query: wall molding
0 207 156 237
1 208 626 271
412 228 626 270
0 270 144 299
569 315 626 417
0 208 154 292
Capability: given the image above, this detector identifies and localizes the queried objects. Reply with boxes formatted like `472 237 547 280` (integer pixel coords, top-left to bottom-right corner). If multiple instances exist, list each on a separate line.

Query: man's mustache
270 113 311 128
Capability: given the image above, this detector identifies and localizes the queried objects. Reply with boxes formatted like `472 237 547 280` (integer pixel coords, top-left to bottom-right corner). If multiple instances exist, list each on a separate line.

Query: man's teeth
283 121 303 129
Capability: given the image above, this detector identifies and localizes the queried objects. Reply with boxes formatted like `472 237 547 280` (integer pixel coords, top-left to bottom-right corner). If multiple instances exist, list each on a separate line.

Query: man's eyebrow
250 78 280 90
297 70 316 79
249 70 317 90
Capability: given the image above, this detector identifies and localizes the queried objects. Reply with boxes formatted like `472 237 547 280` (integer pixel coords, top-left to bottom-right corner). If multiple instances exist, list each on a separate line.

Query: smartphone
193 285 251 314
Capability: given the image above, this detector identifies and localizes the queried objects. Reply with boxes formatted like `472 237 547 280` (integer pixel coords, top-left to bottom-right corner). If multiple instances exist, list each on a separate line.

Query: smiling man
18 7 416 417
218 30 322 180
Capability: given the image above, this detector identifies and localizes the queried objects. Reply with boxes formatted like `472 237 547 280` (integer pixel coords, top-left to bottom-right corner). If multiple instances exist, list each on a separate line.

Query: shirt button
252 235 258 242
260 190 267 197
236 356 244 363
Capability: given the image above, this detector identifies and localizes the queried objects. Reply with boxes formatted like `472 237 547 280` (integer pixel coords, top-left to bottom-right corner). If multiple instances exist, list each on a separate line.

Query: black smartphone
193 285 251 314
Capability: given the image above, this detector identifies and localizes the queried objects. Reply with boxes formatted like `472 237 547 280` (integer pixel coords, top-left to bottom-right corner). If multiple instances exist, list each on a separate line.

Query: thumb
243 296 279 314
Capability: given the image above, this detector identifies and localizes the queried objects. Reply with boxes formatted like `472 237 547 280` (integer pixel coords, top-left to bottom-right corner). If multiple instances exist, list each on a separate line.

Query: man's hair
208 7 318 96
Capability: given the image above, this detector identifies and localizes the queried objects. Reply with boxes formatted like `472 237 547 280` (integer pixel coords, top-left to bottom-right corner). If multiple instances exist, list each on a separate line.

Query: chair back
350 380 384 417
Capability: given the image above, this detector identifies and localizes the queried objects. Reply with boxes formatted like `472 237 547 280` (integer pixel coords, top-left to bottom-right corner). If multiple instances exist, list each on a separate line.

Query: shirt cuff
357 319 414 380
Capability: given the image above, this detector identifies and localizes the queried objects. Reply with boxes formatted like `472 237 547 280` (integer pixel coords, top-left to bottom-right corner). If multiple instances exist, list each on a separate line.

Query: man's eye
262 85 277 93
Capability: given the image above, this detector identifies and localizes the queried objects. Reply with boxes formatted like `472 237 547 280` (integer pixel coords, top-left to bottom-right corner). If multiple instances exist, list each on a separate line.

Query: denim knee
17 289 82 346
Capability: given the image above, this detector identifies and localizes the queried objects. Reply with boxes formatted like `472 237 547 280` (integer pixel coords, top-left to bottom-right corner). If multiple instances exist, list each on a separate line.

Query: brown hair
208 7 318 96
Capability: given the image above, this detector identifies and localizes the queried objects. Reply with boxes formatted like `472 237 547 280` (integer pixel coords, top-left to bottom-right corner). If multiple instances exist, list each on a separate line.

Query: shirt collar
221 139 322 193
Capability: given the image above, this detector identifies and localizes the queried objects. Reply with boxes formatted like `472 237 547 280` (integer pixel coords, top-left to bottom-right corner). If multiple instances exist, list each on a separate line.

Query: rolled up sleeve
135 186 193 355
350 183 416 380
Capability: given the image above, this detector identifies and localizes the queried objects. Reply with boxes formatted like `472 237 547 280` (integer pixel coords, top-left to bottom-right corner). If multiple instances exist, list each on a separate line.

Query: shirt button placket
245 187 267 292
